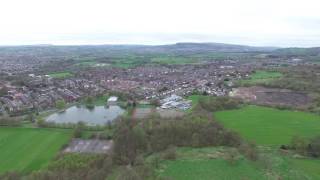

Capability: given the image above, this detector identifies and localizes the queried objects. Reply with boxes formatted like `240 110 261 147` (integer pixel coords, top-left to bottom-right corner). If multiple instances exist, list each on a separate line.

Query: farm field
214 105 320 146
239 70 282 85
0 127 71 173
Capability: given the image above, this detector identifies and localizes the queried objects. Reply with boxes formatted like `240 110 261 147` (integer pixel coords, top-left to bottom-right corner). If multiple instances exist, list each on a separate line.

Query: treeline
113 113 242 165
193 96 243 112
264 65 320 93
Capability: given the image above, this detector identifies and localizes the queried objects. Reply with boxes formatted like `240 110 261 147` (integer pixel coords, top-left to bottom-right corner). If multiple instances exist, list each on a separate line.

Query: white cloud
0 0 320 46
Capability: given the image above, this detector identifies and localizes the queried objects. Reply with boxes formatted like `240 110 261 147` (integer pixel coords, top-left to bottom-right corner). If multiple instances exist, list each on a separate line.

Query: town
0 51 308 116
1 44 320 180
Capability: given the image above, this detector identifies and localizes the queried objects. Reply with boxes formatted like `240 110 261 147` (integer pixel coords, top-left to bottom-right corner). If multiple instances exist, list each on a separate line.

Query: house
107 96 118 105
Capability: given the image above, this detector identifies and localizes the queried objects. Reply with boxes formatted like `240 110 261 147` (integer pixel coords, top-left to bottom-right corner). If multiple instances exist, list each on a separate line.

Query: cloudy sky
1 0 320 47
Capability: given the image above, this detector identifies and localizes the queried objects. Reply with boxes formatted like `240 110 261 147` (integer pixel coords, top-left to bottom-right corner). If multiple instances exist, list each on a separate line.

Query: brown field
230 86 312 108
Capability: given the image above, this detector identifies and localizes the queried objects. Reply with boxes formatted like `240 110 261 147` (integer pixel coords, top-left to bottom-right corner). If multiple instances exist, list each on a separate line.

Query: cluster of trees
266 66 320 93
283 135 320 158
113 111 242 165
194 96 243 112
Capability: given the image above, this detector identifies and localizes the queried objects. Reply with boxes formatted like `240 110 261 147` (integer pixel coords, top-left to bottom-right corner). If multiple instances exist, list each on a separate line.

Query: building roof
107 96 118 102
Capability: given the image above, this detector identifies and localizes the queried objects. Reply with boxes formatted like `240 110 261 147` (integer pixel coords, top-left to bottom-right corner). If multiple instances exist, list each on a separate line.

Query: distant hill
0 42 279 58
2 43 320 60
272 47 320 57
141 43 278 54
169 42 277 51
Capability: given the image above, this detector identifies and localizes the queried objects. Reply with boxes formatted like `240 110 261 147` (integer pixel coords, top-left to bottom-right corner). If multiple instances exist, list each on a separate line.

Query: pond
46 105 125 126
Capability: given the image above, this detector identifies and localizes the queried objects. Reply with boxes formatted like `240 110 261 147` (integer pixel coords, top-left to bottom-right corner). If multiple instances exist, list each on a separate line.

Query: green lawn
48 72 73 79
215 106 320 145
0 127 71 174
239 70 282 85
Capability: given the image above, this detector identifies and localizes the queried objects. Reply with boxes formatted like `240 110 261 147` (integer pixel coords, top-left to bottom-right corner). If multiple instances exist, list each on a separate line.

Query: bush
290 135 308 155
307 136 320 157
238 141 258 161
73 122 86 138
162 146 177 160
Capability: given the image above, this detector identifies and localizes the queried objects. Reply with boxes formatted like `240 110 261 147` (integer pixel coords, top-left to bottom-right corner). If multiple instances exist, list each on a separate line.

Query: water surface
46 105 125 125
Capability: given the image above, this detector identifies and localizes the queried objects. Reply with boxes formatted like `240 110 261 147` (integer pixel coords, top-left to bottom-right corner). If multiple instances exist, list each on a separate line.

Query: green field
239 70 282 85
0 127 71 173
157 147 320 180
215 106 320 145
48 72 73 79
158 147 264 180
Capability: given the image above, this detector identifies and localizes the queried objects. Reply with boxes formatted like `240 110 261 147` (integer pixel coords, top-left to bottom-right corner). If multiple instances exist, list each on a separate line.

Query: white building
107 96 118 105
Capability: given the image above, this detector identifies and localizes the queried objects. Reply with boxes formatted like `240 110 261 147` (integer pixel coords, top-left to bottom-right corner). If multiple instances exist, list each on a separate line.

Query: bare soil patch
230 86 312 108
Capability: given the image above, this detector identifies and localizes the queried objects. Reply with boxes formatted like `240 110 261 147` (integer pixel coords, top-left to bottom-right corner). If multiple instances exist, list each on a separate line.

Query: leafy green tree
56 100 66 110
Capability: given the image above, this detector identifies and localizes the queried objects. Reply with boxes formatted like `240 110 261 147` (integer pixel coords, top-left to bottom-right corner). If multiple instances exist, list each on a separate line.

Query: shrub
238 141 258 161
162 146 177 160
290 135 308 155
307 136 320 157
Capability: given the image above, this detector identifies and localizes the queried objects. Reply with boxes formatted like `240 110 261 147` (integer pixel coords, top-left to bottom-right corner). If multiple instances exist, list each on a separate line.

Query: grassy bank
0 127 71 174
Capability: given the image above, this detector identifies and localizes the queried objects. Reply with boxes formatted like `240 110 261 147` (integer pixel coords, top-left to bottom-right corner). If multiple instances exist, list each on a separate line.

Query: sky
0 0 320 47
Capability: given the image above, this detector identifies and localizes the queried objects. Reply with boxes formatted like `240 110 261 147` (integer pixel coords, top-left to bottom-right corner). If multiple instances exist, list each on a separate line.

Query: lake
46 105 125 125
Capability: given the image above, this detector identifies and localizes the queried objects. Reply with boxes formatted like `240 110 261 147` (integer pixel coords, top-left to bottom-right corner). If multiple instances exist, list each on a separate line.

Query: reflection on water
46 105 125 125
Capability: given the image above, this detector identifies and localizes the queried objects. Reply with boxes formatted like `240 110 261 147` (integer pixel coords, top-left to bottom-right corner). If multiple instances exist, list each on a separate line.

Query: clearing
0 127 71 174
238 70 282 85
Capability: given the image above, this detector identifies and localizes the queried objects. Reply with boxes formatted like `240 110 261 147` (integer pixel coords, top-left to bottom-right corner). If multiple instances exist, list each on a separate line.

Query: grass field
215 105 320 145
0 127 71 174
48 72 73 79
289 158 320 179
239 70 282 85
157 147 264 180
156 146 320 180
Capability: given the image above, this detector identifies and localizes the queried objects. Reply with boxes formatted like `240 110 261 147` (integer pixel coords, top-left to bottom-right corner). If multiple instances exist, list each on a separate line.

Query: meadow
157 147 320 180
0 127 71 173
214 105 320 146
238 70 282 86
157 147 264 180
